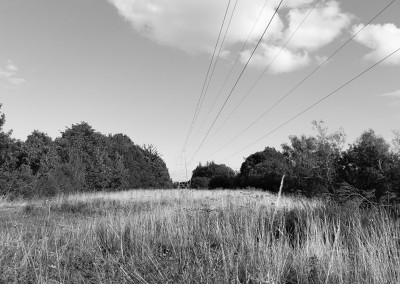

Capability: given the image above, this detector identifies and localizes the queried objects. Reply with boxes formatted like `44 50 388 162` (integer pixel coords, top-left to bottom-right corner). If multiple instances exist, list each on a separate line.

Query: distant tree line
0 104 172 198
191 121 400 205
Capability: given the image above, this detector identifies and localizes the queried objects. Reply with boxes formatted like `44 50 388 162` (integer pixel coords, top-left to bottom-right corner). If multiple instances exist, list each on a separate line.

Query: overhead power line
189 0 271 145
220 46 400 162
182 0 232 151
209 0 396 157
187 0 240 147
190 0 285 163
207 0 321 149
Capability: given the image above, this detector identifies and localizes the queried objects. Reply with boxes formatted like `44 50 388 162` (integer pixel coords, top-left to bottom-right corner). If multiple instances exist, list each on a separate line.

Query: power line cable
190 0 285 163
209 0 396 157
207 0 321 150
189 0 271 146
220 46 400 162
182 0 232 151
187 0 239 147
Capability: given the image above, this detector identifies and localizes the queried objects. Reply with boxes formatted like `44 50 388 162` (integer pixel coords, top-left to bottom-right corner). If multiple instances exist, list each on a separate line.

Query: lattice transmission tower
173 150 191 189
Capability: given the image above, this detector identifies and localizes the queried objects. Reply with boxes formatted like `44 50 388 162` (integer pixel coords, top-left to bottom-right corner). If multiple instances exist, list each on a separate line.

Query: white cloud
109 0 285 54
353 23 400 65
381 89 400 107
239 1 351 73
0 61 26 87
282 0 315 9
242 44 311 73
6 61 18 72
381 89 400 98
284 1 352 52
108 0 353 72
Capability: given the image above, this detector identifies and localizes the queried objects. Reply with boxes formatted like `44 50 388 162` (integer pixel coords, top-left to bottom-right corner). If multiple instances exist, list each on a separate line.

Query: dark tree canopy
192 161 235 179
0 106 172 198
239 147 285 192
338 129 395 201
191 162 235 189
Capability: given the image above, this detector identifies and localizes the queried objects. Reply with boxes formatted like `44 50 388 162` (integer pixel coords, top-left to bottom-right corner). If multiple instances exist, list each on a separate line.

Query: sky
0 0 399 181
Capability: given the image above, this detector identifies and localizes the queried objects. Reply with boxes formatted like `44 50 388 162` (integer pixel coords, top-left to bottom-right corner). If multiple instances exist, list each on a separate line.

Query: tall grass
0 189 399 283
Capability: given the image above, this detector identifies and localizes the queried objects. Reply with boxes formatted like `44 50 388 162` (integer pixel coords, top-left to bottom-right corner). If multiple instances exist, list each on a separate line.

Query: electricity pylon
175 150 191 189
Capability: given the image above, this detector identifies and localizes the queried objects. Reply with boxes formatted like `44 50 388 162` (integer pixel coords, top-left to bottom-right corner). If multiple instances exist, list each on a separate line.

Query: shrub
209 176 234 189
191 177 210 189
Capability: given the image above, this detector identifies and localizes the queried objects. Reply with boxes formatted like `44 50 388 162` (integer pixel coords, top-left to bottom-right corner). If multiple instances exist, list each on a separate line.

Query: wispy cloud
242 44 311 73
6 62 18 72
380 89 400 107
108 0 353 73
353 23 400 65
381 89 400 98
0 60 26 87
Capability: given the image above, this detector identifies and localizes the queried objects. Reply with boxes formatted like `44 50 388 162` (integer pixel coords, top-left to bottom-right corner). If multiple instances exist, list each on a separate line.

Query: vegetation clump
191 121 400 207
0 104 172 199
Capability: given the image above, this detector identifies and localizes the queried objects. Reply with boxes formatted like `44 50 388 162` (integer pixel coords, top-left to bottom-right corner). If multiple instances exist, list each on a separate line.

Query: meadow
0 189 399 284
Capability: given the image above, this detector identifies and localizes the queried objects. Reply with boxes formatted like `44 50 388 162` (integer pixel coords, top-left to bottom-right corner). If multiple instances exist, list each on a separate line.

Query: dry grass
0 189 399 283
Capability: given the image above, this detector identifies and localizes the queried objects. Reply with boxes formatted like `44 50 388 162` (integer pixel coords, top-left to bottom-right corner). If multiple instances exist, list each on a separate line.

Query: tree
192 162 235 179
55 122 112 190
209 175 237 189
338 129 392 201
0 104 19 196
393 129 400 155
0 105 38 197
191 177 210 189
20 131 62 196
24 130 58 175
281 121 345 195
0 104 174 197
388 129 400 196
107 136 172 189
191 162 235 189
109 134 142 188
239 147 285 192
141 144 173 188
55 122 173 191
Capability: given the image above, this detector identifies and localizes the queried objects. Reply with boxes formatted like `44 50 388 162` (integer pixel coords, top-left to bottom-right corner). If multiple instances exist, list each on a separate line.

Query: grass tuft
0 189 399 283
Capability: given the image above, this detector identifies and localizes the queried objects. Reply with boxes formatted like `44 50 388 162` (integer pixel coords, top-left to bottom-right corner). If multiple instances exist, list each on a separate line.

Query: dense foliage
280 121 346 196
2 100 400 206
193 121 400 205
239 147 285 192
0 105 172 198
337 129 400 203
191 161 236 189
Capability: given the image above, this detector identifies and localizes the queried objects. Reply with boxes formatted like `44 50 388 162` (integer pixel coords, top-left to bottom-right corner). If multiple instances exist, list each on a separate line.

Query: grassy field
0 189 399 284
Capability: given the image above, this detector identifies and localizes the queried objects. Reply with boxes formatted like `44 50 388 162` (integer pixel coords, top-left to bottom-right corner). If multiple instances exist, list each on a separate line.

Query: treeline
191 121 400 205
0 105 172 198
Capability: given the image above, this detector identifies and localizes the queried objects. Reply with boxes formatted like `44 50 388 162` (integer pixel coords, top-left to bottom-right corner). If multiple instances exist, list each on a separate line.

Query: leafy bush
209 176 234 189
191 162 236 189
191 177 210 189
239 147 285 192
